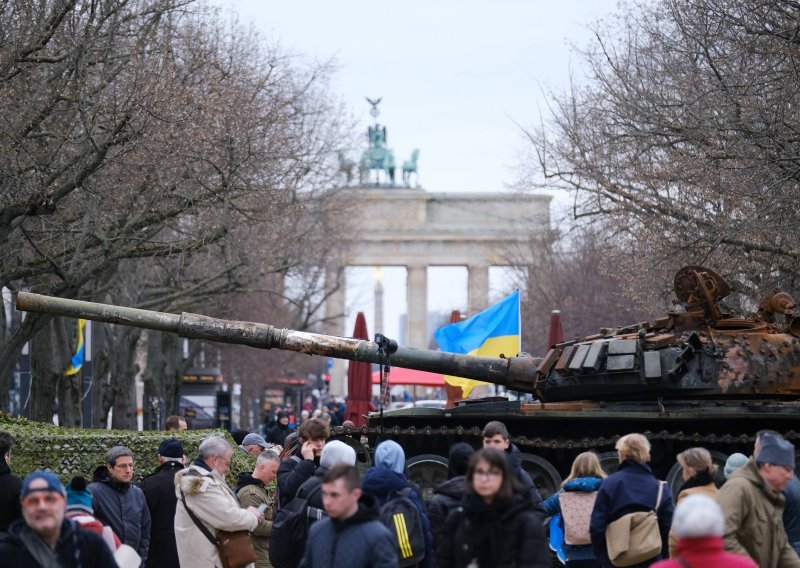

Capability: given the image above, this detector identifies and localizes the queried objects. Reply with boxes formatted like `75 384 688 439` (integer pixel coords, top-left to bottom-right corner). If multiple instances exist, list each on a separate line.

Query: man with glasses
0 471 117 567
89 445 151 563
174 435 263 566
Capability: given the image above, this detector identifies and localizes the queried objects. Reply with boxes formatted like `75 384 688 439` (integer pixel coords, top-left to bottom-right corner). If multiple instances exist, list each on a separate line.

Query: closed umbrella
345 312 373 427
548 310 564 347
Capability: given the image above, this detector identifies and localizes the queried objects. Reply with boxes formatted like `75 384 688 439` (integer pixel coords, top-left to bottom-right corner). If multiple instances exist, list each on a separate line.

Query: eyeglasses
473 468 502 479
113 463 134 470
22 493 62 507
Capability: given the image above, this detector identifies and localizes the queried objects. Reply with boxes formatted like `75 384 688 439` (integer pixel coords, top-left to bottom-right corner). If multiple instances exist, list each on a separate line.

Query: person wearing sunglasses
0 470 117 567
434 448 550 568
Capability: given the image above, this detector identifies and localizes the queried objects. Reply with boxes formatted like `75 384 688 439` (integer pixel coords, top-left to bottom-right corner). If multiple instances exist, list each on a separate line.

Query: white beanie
320 440 356 468
672 494 724 539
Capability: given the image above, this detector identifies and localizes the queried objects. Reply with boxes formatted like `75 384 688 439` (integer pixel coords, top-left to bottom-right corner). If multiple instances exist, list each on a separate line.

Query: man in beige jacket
718 434 800 568
236 451 280 567
175 436 264 567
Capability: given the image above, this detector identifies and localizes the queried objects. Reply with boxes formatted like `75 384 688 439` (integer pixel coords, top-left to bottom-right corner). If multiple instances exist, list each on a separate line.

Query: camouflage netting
0 413 254 486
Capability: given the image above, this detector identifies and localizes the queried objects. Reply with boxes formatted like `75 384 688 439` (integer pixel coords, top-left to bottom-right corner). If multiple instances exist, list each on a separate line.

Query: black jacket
434 492 550 568
428 475 467 550
299 494 398 568
277 448 319 508
0 517 118 567
296 466 328 509
140 460 184 568
0 459 22 532
506 444 545 515
267 423 291 446
88 465 151 563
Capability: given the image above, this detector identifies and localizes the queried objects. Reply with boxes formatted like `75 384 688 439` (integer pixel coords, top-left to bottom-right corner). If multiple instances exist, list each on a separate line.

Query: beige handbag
605 481 665 567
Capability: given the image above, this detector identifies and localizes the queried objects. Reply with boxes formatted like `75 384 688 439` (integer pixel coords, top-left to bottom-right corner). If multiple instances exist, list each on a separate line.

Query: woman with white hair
651 494 756 567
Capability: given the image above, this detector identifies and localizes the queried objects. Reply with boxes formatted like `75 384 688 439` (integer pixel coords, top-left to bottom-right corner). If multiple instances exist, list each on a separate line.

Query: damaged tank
15 266 800 501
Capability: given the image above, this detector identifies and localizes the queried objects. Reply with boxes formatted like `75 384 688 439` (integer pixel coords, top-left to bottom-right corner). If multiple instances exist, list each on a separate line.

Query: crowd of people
1 419 800 567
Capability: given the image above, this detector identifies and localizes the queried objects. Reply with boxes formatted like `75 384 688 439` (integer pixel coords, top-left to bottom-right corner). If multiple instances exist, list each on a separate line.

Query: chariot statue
358 97 397 186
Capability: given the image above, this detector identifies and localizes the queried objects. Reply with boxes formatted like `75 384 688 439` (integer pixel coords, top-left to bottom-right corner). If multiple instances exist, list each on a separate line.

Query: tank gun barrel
16 292 537 393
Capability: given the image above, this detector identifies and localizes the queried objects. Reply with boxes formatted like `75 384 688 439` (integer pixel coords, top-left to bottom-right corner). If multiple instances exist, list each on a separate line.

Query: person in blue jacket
589 433 674 568
361 440 434 568
545 451 606 567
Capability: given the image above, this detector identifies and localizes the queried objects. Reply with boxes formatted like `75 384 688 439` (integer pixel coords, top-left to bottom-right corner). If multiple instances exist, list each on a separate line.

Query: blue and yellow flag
66 319 86 376
434 290 521 397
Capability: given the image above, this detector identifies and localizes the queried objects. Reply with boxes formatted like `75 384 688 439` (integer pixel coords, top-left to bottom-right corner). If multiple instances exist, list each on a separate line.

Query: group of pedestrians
2 420 800 567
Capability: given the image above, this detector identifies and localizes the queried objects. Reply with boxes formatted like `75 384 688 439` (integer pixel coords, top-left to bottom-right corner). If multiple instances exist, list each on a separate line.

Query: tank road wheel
407 454 449 505
329 435 372 476
666 450 729 502
598 451 620 476
519 453 562 500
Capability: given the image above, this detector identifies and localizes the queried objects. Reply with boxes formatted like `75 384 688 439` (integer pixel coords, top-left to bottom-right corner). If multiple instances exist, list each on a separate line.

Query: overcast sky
217 0 622 344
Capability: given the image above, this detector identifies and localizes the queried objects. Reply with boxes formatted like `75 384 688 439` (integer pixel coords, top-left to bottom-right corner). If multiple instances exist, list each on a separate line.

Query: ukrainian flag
434 290 521 397
66 319 86 376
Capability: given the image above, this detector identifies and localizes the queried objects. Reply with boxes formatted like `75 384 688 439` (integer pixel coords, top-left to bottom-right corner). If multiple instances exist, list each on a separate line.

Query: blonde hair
677 447 719 477
562 451 607 487
616 433 651 463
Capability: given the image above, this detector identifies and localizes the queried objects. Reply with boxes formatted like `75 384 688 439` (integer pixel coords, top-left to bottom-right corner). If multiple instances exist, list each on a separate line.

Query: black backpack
379 487 426 568
269 485 326 568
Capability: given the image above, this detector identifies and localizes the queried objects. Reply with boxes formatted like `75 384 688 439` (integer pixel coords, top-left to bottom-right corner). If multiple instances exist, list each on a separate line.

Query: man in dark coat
427 442 474 551
482 420 545 514
140 439 185 568
0 430 22 532
267 411 292 447
89 445 151 563
0 471 117 567
296 440 357 508
276 418 329 508
300 464 397 568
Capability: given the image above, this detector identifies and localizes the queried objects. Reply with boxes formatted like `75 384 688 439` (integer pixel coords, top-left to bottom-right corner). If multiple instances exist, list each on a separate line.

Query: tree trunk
30 318 71 423
0 313 48 409
92 323 142 430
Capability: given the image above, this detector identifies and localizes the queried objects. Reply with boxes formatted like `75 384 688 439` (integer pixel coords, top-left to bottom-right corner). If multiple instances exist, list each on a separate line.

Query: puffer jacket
427 475 467 550
299 494 397 568
544 476 602 563
589 460 674 568
362 466 434 568
0 517 118 568
717 458 800 568
667 470 717 557
653 536 757 568
434 492 550 568
88 465 151 563
235 472 274 568
175 460 259 568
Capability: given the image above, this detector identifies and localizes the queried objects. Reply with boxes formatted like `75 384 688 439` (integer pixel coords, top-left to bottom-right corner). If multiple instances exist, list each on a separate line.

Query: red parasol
345 312 373 427
548 310 564 347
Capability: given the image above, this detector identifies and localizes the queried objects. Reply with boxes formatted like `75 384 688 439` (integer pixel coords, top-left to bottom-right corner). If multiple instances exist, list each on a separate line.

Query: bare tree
523 0 800 301
0 1 355 425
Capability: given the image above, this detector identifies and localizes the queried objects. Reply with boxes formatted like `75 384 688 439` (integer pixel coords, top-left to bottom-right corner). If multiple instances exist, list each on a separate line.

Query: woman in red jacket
652 494 756 568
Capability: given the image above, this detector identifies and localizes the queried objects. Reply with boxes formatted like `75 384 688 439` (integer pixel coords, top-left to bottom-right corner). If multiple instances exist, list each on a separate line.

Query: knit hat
157 438 184 458
66 476 94 514
320 440 357 469
375 440 405 474
672 494 724 538
724 453 748 479
21 471 66 500
447 443 475 479
757 435 796 468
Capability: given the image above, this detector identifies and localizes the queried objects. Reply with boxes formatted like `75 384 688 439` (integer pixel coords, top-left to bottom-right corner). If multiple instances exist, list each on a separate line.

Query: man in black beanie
427 442 475 551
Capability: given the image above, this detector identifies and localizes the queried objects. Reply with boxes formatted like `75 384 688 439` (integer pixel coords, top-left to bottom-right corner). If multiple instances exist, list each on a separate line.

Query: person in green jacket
236 450 280 568
718 434 800 568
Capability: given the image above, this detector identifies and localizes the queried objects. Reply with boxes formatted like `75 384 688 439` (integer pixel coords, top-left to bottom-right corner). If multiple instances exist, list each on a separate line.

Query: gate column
406 265 428 348
467 264 490 316
324 265 347 396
